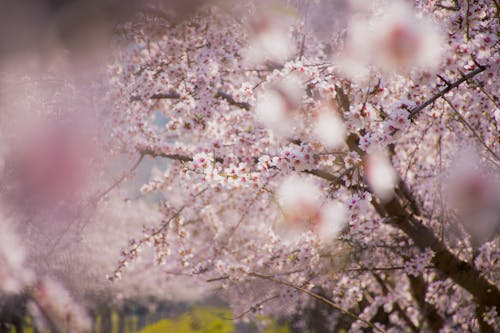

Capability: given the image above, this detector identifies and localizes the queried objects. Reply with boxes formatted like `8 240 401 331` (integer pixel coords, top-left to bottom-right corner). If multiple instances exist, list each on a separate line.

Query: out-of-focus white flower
8 119 96 209
364 149 398 202
27 301 49 332
255 75 303 136
446 150 500 247
339 0 444 78
0 214 34 293
31 277 91 333
313 108 346 149
335 56 371 83
243 4 297 65
277 175 346 242
316 201 347 243
245 26 291 65
278 175 321 225
256 89 291 134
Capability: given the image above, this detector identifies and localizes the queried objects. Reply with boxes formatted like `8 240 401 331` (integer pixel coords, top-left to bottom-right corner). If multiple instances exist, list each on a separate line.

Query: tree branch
249 272 387 333
443 96 499 161
150 92 181 99
372 273 419 333
407 274 444 333
214 90 251 111
139 147 344 184
334 82 499 318
140 148 195 162
130 91 181 102
381 194 500 310
90 153 145 205
408 66 487 120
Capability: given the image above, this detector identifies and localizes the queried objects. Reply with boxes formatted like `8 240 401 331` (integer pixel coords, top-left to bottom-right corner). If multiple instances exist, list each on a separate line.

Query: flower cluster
1 0 499 332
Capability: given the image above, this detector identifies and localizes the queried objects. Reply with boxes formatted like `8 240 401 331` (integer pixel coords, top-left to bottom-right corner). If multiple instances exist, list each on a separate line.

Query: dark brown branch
130 92 181 102
206 276 229 283
372 273 419 333
139 148 346 184
304 169 341 183
150 92 181 99
408 274 444 333
228 295 280 320
346 266 432 272
140 148 223 163
465 0 471 41
133 90 251 110
408 66 487 120
140 148 193 162
215 90 251 111
334 83 499 323
381 194 500 310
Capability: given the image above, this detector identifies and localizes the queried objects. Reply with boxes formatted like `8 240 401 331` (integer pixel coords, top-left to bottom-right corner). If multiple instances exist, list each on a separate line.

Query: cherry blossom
1 0 499 332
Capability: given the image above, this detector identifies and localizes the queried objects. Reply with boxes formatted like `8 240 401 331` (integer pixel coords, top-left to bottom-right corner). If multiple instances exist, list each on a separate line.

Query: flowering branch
407 274 444 333
408 65 488 120
90 153 146 205
215 91 251 111
249 272 387 333
381 193 500 309
150 92 181 100
138 147 343 184
336 81 500 317
442 96 499 162
372 273 420 333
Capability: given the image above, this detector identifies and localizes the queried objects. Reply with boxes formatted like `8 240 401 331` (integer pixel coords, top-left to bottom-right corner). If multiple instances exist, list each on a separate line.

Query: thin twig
346 265 434 272
223 295 280 320
443 96 499 162
249 272 387 333
90 154 145 205
472 79 500 109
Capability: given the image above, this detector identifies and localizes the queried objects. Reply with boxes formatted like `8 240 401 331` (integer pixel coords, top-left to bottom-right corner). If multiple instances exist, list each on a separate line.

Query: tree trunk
100 307 112 333
0 323 10 333
137 313 147 331
12 315 23 333
117 309 125 333
90 312 98 333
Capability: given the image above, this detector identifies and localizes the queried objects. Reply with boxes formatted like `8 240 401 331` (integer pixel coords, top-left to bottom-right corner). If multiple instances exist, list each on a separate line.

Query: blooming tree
1 0 499 332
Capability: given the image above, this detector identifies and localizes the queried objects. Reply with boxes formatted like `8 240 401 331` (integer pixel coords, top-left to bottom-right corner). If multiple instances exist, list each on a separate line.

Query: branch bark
381 192 500 309
139 147 344 185
214 90 251 111
408 65 487 120
408 274 444 333
334 80 500 329
372 273 419 333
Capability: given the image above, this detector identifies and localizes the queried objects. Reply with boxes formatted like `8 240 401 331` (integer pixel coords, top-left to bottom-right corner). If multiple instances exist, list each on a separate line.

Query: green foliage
257 321 290 333
139 307 233 333
15 306 289 333
138 306 290 333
